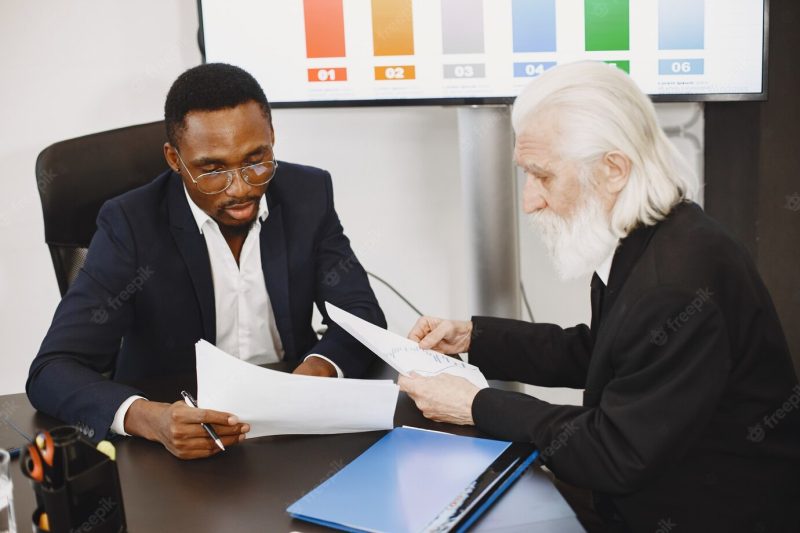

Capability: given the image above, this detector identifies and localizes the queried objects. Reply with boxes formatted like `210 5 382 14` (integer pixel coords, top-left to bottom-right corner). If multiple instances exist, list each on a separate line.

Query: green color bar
585 0 629 51
605 60 630 73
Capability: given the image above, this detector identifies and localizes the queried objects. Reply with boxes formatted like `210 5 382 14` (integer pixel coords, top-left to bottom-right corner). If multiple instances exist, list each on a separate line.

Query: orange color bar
371 0 414 56
303 0 346 58
307 67 348 82
374 65 416 80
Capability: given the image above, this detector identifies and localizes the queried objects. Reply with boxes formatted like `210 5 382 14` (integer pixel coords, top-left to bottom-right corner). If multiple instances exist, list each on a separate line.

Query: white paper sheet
325 302 489 389
195 340 399 438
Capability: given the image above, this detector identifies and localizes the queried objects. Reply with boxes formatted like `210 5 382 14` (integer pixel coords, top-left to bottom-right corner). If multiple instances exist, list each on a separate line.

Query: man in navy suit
27 63 386 459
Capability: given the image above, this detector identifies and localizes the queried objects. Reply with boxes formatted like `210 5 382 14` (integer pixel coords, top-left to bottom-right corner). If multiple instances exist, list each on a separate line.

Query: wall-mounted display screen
199 0 768 106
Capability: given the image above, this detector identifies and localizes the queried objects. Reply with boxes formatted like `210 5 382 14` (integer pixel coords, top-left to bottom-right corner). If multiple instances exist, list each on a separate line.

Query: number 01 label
308 68 348 82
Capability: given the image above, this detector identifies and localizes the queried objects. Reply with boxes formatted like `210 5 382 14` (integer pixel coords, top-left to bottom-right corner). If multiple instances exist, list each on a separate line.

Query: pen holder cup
28 426 126 533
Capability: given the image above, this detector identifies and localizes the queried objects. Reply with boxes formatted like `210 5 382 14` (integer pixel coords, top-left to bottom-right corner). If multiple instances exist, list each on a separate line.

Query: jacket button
88 429 95 438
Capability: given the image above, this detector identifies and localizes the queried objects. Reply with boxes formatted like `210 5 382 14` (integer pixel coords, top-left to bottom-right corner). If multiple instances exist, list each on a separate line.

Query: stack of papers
195 340 399 438
325 302 489 389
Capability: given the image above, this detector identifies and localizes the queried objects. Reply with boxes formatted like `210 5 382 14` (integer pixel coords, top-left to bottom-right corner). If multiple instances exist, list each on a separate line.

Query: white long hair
512 61 699 238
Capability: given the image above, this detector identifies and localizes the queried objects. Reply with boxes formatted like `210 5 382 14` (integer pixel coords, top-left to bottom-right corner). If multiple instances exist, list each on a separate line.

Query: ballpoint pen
180 390 225 451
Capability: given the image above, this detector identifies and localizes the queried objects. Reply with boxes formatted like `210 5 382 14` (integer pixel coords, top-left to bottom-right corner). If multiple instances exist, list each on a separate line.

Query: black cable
367 270 534 323
366 271 424 317
520 281 535 322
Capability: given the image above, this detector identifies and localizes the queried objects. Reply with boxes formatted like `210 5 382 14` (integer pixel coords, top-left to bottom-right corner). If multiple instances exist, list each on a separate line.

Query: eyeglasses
175 150 278 195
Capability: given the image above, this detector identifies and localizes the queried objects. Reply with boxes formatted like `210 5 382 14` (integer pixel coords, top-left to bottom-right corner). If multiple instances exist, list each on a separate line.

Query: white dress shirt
110 186 342 436
184 185 283 364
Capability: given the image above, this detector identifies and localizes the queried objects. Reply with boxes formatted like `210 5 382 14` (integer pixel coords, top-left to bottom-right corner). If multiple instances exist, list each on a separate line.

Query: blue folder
287 427 539 532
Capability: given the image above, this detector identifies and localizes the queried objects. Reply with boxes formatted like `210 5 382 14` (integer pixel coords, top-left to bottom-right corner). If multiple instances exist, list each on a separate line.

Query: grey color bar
441 0 485 54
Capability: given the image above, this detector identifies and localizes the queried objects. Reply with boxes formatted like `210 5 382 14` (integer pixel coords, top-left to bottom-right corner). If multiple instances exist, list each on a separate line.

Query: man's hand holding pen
123 398 250 460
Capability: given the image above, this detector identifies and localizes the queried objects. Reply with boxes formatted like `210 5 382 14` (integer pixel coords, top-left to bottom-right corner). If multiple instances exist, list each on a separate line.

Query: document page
195 340 399 438
325 302 489 389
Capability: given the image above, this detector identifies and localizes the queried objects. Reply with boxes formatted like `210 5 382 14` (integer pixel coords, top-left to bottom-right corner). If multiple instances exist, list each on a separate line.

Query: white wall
0 0 202 394
0 1 704 397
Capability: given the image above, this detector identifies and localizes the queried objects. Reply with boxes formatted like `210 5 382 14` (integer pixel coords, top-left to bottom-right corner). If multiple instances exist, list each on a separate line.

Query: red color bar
303 0 346 58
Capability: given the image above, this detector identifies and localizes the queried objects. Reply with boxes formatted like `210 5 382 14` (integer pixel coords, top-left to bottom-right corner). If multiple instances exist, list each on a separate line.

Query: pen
180 390 225 451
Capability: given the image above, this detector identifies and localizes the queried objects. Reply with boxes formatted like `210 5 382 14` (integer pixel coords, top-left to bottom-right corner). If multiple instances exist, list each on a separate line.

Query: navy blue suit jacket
27 163 386 440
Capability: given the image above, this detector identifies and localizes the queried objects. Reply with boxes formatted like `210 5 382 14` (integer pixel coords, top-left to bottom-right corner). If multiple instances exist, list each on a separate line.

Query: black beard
219 219 256 238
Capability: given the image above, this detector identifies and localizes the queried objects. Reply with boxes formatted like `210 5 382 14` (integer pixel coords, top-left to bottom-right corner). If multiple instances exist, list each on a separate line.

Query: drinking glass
0 448 16 533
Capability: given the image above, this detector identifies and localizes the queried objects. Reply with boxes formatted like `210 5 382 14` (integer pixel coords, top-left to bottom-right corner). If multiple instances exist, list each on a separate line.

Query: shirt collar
594 246 617 286
182 184 268 234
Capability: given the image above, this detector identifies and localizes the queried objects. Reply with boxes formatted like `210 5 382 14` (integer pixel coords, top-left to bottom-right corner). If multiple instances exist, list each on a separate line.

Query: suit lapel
587 204 692 397
167 174 216 343
598 204 699 323
604 226 657 317
260 202 296 357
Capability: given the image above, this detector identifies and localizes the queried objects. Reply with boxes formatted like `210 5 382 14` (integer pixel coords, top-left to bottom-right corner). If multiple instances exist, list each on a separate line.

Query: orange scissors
21 431 55 486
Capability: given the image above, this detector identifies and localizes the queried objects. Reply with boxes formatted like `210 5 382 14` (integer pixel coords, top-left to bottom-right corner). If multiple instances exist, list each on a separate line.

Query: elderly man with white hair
400 62 800 532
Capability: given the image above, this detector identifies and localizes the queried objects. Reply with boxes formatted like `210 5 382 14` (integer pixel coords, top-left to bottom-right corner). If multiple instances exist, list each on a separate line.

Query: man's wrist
464 320 475 353
305 354 344 377
111 395 146 436
124 399 166 441
296 356 338 377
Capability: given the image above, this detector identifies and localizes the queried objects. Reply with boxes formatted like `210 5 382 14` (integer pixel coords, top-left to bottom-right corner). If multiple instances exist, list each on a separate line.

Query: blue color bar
659 0 704 50
512 0 557 53
514 61 557 78
659 59 704 75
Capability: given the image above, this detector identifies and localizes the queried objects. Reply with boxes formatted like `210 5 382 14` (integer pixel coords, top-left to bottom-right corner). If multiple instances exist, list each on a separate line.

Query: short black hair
164 63 272 147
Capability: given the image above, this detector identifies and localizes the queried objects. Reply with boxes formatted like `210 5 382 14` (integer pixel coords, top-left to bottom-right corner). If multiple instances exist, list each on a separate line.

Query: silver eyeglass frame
174 150 278 195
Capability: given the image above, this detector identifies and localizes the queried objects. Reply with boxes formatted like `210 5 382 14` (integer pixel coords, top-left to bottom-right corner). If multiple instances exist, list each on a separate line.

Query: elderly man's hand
398 373 480 426
408 316 473 354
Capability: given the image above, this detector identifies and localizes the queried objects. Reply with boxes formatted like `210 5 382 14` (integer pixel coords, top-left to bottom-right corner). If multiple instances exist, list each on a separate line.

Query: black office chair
35 121 169 296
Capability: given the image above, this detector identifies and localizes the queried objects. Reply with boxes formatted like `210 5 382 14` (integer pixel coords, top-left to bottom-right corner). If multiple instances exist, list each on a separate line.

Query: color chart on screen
200 0 766 104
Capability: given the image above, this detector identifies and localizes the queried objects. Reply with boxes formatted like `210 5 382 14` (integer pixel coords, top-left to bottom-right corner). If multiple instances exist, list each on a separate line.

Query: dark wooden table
0 363 582 532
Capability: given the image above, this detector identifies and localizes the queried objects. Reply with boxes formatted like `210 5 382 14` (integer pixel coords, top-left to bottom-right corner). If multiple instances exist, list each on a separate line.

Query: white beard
528 191 618 281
